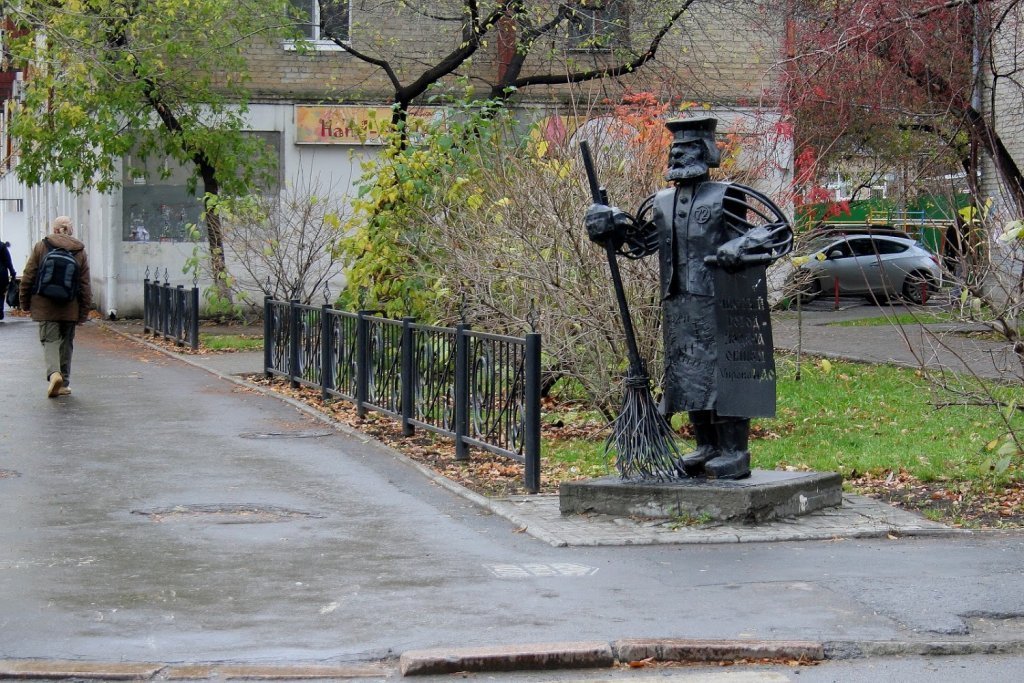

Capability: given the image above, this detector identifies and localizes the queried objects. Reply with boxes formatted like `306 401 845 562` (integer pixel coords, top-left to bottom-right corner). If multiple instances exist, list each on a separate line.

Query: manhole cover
131 504 324 524
0 469 20 479
238 431 332 440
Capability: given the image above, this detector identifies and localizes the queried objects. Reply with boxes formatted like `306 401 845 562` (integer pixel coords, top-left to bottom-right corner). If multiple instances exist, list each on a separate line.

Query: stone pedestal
559 470 842 524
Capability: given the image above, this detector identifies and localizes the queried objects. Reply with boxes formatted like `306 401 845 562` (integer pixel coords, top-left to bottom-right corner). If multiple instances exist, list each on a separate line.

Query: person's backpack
33 238 80 303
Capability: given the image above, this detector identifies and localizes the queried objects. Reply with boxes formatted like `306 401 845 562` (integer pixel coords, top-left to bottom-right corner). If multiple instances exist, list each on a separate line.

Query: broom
580 141 681 481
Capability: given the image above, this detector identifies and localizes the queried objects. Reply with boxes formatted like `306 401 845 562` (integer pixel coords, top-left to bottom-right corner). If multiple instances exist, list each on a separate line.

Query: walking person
19 216 92 397
0 240 15 320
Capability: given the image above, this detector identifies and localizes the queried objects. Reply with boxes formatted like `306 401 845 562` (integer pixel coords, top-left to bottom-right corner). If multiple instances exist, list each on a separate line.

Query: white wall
1 102 378 318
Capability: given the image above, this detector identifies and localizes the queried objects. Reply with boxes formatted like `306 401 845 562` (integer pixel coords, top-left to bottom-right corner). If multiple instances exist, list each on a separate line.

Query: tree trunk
197 157 232 304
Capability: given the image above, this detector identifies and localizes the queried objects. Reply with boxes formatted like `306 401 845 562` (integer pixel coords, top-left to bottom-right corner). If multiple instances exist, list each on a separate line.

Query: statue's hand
585 203 627 245
715 243 744 272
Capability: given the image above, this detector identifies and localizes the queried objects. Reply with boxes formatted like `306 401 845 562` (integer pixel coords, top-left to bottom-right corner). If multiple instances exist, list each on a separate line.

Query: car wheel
902 272 933 304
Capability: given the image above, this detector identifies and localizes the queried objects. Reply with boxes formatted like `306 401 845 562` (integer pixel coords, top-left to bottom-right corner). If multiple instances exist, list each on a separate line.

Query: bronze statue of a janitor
584 117 793 480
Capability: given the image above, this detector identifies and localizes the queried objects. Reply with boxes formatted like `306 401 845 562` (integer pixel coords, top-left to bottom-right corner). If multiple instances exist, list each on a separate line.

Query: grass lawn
545 353 1024 486
830 311 955 327
199 333 264 352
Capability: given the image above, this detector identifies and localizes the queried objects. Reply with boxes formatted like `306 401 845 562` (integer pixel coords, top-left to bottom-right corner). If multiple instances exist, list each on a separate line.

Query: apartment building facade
0 1 791 317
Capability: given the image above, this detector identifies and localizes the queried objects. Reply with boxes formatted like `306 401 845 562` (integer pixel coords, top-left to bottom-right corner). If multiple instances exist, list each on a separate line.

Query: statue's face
666 140 708 182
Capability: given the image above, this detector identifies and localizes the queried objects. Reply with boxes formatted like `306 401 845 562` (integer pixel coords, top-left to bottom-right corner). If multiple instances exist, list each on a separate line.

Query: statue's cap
666 116 718 142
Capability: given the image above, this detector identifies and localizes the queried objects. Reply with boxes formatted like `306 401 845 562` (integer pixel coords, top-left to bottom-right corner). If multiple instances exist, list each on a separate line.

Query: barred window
568 1 628 52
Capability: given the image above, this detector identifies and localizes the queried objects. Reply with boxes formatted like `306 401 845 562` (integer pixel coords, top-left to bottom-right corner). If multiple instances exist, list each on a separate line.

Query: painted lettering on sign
295 105 440 145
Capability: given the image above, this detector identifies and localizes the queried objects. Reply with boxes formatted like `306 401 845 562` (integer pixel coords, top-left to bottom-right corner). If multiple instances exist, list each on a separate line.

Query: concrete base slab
559 470 843 523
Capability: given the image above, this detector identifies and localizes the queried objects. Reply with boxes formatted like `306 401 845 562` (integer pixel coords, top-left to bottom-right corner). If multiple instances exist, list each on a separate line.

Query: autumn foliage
784 0 984 204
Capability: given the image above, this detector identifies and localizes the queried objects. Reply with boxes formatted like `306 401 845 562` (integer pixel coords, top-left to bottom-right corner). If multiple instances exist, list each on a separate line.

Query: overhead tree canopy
4 0 301 296
784 0 1024 214
314 1 776 128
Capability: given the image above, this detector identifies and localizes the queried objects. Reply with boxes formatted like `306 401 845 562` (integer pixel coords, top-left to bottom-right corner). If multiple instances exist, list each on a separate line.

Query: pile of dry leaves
848 469 1024 528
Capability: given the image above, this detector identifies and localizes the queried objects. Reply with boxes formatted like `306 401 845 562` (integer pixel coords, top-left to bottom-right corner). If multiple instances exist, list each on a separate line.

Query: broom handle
580 141 645 376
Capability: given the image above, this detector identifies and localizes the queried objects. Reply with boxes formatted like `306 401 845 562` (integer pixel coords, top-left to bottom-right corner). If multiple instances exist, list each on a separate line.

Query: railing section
263 298 541 493
142 276 200 350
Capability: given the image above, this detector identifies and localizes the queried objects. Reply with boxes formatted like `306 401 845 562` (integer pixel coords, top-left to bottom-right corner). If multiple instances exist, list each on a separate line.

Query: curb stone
398 639 825 676
0 660 389 680
0 661 162 680
825 639 1024 659
399 641 615 676
7 640 1024 680
612 638 824 663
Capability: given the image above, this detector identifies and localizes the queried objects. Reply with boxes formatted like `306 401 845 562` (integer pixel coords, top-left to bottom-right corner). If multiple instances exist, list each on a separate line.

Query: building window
568 1 628 52
290 0 350 45
122 132 282 243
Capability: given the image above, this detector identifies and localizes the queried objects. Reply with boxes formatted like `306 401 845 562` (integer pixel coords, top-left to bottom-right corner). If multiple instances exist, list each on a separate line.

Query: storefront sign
295 105 437 145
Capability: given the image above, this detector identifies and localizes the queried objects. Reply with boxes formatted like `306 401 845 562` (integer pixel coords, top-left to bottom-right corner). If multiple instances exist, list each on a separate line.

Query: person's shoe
47 372 63 398
58 387 72 396
704 451 752 480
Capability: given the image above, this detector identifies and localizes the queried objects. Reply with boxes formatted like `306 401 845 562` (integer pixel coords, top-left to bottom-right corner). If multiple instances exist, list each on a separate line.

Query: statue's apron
653 183 776 418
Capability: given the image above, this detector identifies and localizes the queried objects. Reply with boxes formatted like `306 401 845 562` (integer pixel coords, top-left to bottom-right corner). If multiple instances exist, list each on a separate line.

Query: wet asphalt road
3 316 1024 670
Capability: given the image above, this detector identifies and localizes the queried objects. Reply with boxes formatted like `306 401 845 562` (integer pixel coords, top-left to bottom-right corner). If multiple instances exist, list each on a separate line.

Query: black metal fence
263 298 542 493
143 270 200 350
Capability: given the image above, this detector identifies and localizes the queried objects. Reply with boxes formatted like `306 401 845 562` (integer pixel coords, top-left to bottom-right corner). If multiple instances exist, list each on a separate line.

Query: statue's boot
675 411 719 477
705 418 752 480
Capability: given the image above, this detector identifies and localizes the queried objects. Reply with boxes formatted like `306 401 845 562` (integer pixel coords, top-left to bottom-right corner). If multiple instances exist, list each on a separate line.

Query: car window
848 238 878 257
848 236 911 256
824 240 853 258
873 239 910 255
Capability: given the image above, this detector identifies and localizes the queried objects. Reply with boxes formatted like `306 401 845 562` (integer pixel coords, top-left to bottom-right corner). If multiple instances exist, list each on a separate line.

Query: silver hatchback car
786 233 942 304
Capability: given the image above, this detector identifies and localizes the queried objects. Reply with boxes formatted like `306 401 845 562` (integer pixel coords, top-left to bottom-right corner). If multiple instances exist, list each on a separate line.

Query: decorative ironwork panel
467 332 527 456
169 288 183 341
266 300 292 374
327 310 358 399
411 325 456 431
365 316 403 415
294 304 323 387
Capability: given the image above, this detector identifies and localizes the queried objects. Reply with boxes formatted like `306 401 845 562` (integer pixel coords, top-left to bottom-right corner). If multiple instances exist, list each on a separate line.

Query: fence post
289 299 301 388
161 281 171 339
189 285 200 351
142 279 151 333
175 285 185 346
523 332 542 494
454 323 471 461
263 296 273 378
356 310 370 418
401 317 416 437
321 303 333 402
833 280 840 311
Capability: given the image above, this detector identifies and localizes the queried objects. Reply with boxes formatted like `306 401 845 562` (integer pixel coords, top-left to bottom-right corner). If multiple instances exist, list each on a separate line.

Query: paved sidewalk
3 315 1024 679
772 298 1017 380
102 318 964 548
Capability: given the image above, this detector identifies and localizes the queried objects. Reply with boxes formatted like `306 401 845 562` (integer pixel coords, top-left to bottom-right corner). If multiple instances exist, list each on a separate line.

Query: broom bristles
606 372 682 481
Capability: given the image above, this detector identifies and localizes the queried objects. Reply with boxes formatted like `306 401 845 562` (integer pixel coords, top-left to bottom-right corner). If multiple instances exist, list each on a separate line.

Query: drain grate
131 504 324 524
238 431 332 440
